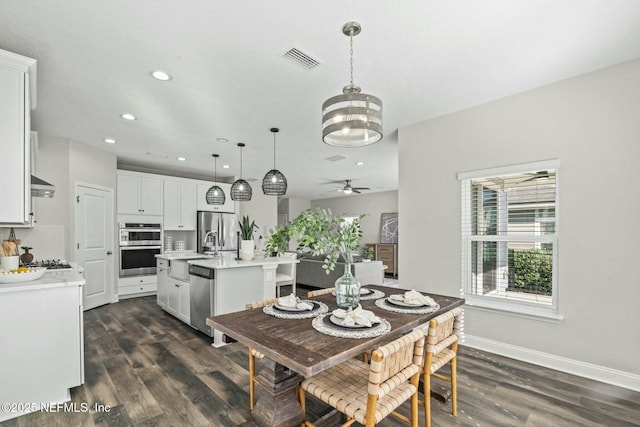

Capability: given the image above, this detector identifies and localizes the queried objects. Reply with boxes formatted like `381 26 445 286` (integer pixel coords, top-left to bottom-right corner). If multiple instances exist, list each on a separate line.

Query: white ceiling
2 1 640 199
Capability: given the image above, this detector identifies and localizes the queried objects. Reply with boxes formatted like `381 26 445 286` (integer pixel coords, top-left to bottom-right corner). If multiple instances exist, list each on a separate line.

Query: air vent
325 155 348 162
283 47 321 70
145 152 169 158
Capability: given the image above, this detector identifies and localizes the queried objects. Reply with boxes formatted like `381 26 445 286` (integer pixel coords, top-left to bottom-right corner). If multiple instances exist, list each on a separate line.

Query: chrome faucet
203 231 218 255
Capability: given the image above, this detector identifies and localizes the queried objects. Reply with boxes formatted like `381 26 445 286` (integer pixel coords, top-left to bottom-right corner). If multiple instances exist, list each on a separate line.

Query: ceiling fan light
343 188 353 195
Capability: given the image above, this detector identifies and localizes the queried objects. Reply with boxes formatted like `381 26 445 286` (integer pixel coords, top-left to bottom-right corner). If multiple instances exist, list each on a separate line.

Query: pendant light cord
273 133 276 169
349 30 354 87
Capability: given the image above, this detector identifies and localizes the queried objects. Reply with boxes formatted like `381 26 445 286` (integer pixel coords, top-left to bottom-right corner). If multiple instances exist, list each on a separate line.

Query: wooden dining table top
206 285 465 378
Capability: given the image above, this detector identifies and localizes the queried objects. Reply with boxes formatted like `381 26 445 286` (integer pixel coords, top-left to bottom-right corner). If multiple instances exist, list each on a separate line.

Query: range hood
31 175 56 198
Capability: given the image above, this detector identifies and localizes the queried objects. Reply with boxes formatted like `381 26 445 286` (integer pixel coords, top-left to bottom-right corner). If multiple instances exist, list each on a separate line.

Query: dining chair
419 306 463 427
299 328 425 427
245 297 279 410
275 252 297 297
306 287 334 297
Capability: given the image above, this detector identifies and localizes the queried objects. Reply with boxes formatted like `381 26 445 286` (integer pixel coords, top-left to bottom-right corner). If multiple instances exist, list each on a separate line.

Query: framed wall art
380 212 398 244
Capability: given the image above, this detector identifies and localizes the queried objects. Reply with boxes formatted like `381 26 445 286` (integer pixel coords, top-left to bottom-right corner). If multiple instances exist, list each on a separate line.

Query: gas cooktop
29 259 73 270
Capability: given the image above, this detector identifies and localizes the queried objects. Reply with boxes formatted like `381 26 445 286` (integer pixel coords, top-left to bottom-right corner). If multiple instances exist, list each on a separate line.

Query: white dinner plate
275 302 313 312
387 296 427 308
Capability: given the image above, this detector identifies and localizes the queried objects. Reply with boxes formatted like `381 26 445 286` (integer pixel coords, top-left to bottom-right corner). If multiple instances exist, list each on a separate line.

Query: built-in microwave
119 222 161 246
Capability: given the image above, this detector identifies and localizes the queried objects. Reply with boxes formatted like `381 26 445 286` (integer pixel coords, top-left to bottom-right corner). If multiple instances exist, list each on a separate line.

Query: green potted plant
238 215 258 260
265 208 365 308
360 245 374 261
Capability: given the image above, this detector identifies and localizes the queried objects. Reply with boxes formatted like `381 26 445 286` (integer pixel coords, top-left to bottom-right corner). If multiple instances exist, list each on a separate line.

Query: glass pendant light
262 127 287 196
322 21 383 147
206 154 225 205
231 143 252 201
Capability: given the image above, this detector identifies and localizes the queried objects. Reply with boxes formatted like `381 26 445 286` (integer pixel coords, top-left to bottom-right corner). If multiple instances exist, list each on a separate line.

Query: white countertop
0 269 85 294
156 251 209 261
188 254 298 270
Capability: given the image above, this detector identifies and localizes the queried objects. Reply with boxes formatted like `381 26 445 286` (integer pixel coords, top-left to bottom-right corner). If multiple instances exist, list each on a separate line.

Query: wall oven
118 223 162 277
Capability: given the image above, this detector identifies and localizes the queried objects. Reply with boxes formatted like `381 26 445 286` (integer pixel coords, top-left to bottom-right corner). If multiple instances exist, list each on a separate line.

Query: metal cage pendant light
231 143 252 201
206 154 225 205
262 127 287 196
322 21 383 147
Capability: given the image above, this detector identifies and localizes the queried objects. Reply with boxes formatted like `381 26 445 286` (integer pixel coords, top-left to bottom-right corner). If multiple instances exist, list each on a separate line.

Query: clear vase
335 263 361 309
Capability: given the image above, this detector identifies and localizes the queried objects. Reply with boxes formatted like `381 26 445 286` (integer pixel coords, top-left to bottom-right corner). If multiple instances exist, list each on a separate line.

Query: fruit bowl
0 267 47 283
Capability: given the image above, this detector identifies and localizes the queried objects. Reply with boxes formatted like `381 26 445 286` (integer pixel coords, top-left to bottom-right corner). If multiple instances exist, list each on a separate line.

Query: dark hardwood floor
3 292 639 427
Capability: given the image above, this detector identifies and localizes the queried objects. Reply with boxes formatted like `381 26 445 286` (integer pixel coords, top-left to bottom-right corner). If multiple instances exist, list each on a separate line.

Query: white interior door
75 183 114 310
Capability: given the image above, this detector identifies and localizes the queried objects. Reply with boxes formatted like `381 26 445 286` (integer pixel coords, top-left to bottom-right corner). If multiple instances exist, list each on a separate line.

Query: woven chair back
426 307 463 355
369 329 425 399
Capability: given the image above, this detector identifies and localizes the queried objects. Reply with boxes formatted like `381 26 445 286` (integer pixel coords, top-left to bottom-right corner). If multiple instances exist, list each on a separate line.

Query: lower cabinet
118 275 157 297
157 260 168 308
166 279 190 324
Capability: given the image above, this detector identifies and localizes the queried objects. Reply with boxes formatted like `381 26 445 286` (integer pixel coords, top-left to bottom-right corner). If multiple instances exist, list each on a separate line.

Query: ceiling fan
340 179 370 195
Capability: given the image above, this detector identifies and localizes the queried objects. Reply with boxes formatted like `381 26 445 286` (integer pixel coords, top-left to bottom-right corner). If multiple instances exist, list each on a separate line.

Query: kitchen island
156 252 297 347
0 269 85 422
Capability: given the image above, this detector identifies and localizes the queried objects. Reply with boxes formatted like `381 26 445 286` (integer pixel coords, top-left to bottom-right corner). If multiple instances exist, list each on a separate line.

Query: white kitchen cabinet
0 280 83 422
0 49 36 225
157 258 168 308
117 172 163 216
118 274 157 297
167 278 190 323
164 179 196 230
196 182 235 213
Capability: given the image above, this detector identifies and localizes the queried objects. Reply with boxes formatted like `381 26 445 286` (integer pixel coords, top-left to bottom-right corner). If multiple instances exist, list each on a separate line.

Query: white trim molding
463 334 640 392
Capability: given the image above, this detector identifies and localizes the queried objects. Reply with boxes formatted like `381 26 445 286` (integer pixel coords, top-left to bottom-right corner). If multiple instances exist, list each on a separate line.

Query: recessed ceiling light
177 156 186 161
151 70 172 81
104 138 116 144
222 164 230 169
121 113 136 121
216 138 229 143
355 161 364 166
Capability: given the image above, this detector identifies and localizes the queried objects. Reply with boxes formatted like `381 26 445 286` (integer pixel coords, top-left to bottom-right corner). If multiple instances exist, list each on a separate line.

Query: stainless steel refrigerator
197 211 239 254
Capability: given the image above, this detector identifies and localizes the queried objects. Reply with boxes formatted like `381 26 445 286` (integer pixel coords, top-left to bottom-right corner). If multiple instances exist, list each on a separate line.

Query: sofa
295 254 384 289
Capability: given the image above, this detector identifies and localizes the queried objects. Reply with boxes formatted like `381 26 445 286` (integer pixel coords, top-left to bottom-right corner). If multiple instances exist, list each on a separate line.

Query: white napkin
389 290 435 306
332 306 380 327
278 293 313 310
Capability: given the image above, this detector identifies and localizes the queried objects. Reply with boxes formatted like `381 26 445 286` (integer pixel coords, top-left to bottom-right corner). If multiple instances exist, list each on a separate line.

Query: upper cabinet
0 49 36 225
164 179 196 230
117 171 163 216
196 182 235 213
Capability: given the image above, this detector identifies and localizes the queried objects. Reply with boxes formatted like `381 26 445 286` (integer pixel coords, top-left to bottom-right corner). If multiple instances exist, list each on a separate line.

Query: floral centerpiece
265 208 364 308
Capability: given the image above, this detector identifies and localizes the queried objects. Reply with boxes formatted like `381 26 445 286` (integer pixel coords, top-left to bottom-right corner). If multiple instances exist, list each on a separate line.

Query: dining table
206 285 465 427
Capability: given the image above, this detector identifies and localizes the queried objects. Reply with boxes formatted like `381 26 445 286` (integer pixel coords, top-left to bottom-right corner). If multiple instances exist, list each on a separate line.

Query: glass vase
335 263 361 309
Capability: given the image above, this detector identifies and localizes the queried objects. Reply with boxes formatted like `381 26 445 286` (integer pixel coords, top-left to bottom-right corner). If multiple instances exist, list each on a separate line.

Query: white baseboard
463 334 640 392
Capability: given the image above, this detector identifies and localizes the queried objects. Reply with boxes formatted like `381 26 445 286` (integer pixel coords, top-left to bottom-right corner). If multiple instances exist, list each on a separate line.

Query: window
458 160 560 319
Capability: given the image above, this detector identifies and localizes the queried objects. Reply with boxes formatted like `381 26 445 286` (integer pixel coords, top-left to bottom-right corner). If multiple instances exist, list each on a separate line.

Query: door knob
107 251 113 255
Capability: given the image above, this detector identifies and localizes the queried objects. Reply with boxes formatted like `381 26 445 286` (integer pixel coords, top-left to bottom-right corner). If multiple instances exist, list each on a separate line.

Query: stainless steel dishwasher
188 264 215 337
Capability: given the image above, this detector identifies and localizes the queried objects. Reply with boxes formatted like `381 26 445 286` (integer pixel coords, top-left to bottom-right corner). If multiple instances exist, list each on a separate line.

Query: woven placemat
375 298 440 314
263 301 329 319
311 314 391 339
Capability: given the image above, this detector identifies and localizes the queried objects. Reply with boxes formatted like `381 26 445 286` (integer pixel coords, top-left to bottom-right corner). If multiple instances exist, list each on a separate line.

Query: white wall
312 191 398 245
238 189 278 244
399 59 640 376
0 135 117 261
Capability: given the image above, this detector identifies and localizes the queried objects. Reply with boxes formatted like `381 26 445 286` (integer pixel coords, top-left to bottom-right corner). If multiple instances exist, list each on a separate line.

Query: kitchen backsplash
0 225 67 261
